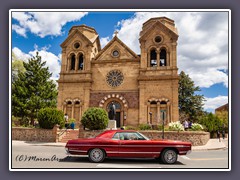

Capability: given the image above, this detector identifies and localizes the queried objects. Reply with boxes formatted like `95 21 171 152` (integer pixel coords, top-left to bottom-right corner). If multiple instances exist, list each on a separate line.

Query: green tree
178 71 205 122
199 112 222 137
12 52 58 125
12 52 26 82
216 111 228 133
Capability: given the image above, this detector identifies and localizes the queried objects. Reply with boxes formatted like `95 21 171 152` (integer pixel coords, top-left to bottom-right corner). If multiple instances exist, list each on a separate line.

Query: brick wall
78 130 210 146
90 92 139 108
12 126 58 142
140 131 210 146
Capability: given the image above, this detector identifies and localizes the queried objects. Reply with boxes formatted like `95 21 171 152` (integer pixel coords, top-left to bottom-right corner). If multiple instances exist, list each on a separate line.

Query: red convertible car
65 130 191 164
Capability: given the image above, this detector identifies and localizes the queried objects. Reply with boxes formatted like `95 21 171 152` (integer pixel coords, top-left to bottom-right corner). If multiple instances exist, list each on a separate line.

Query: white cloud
113 12 229 88
12 47 31 62
100 37 110 48
12 24 27 38
12 47 61 81
12 12 88 38
204 96 228 112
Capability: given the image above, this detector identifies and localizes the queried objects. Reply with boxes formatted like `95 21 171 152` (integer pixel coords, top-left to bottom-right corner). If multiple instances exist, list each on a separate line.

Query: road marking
96 164 161 168
181 156 191 160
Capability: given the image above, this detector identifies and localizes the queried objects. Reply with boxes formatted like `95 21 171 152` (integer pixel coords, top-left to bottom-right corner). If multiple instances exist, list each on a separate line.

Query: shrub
157 125 169 131
38 108 64 129
81 107 109 130
138 124 152 130
68 118 76 124
168 121 184 131
124 125 137 130
19 116 30 127
190 123 204 131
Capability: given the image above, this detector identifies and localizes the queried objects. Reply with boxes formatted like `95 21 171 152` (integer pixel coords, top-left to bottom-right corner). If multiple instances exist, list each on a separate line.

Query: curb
192 147 227 151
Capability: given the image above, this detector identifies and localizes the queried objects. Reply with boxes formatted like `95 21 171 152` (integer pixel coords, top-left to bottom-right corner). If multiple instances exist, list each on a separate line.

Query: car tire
88 148 106 163
160 149 178 164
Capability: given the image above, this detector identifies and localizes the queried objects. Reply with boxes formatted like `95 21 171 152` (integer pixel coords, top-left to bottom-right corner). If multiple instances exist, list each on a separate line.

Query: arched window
67 101 72 105
150 49 157 67
107 101 121 110
160 49 167 66
160 101 167 104
70 54 76 70
78 54 84 70
150 101 157 105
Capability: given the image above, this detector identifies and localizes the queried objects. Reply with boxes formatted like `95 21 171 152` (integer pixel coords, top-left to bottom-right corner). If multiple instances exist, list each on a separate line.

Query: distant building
215 103 228 113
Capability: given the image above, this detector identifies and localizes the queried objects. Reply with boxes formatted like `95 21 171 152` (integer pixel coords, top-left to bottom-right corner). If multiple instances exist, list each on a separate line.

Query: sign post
161 110 166 139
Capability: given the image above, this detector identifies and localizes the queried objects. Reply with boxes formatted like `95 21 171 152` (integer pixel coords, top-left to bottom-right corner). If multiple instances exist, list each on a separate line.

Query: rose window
106 70 124 87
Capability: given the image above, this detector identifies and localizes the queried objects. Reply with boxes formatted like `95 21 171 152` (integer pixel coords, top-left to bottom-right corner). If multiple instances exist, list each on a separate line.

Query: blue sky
11 10 229 112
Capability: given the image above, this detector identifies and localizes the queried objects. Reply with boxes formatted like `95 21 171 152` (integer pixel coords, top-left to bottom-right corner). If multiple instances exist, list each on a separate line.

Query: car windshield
137 132 150 140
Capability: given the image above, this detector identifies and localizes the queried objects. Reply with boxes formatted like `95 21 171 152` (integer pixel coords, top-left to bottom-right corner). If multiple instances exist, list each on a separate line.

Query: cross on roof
114 30 118 37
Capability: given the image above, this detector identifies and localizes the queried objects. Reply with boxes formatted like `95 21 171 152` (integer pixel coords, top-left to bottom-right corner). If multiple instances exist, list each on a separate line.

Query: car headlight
65 147 69 153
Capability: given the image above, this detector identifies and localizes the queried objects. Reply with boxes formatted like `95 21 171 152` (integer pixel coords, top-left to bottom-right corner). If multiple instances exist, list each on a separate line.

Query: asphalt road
11 142 229 169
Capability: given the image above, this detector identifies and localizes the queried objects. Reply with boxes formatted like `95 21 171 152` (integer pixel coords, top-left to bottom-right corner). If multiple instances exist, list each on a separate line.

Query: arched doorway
107 101 122 128
99 93 128 128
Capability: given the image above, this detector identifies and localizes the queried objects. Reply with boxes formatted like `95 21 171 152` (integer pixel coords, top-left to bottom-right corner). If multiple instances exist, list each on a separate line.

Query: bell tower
138 17 179 125
57 25 101 124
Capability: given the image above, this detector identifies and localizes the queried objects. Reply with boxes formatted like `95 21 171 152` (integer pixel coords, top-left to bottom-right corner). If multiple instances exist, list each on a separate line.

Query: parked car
65 130 192 164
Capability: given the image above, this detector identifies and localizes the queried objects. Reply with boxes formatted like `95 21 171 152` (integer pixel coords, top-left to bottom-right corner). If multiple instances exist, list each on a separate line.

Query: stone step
59 130 79 143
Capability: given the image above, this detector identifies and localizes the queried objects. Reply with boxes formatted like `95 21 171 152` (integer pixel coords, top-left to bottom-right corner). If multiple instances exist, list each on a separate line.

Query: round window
112 50 119 57
154 36 162 43
74 42 80 49
106 70 124 87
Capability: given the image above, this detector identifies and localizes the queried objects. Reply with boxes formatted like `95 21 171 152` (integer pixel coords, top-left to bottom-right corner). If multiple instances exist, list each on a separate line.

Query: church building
57 17 179 128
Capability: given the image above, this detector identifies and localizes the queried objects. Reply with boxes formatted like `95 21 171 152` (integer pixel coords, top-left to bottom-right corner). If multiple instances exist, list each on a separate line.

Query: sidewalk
192 138 228 151
12 138 228 151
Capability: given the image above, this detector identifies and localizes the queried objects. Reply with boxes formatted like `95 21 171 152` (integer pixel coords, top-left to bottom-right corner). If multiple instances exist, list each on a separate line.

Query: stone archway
62 98 83 123
99 94 128 108
99 94 128 127
147 97 171 125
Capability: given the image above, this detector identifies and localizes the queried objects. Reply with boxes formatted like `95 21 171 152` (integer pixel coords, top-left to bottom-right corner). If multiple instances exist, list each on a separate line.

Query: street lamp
149 112 152 125
161 110 166 139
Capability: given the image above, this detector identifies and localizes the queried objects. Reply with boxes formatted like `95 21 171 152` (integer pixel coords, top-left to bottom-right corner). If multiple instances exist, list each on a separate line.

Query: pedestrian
64 113 69 129
222 124 225 140
189 121 192 129
183 120 189 131
222 129 225 140
217 129 221 142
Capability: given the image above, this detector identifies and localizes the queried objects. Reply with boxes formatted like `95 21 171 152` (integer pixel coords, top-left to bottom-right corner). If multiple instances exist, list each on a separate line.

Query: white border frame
9 9 231 172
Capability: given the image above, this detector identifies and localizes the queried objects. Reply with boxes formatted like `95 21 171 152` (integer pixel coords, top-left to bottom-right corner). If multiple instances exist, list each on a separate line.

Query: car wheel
160 149 178 164
88 148 106 163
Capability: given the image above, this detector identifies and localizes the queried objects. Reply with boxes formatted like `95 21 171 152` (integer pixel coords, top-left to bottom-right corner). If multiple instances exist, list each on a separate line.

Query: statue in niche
108 102 116 120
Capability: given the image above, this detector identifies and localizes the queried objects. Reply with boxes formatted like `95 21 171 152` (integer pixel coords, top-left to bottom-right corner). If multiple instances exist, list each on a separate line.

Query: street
11 141 229 169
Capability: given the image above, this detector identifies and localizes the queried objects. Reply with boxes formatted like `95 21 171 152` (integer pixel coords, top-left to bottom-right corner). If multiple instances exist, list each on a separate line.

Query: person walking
183 120 189 131
222 129 225 140
64 113 69 129
217 129 221 142
189 121 192 129
222 124 225 140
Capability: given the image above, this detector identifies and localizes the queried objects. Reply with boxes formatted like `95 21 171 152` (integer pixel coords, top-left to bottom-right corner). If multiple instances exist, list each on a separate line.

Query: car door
118 132 153 158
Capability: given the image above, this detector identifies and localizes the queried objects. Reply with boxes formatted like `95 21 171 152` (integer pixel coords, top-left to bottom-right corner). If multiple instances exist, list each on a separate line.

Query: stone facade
12 126 59 142
78 130 210 146
57 17 179 128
